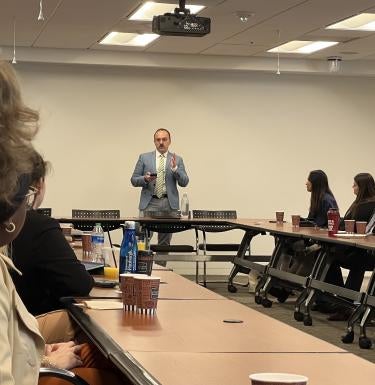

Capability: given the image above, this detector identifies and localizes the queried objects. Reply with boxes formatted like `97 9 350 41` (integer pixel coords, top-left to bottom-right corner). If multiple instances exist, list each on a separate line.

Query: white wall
16 62 375 274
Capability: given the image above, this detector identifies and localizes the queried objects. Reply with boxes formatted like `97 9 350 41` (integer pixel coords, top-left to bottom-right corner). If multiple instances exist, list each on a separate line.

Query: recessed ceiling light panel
268 40 339 54
129 1 205 21
99 32 159 47
326 13 375 31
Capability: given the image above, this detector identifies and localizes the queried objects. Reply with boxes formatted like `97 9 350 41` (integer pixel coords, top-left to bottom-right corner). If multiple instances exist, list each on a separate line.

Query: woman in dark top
272 170 340 301
342 173 375 224
305 170 338 227
327 173 375 321
286 170 339 276
10 151 94 315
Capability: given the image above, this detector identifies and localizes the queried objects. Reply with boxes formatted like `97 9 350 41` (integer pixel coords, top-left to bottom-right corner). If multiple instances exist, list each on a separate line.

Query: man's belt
152 194 168 199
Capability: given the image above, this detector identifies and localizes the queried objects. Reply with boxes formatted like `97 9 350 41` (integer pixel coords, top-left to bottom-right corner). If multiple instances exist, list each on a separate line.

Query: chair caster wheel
341 331 354 344
255 295 262 304
303 315 312 326
262 298 272 308
359 337 372 349
294 311 303 322
227 284 237 293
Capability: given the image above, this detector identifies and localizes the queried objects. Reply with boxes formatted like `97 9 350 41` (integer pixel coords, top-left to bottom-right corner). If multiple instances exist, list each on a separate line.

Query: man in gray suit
131 128 189 246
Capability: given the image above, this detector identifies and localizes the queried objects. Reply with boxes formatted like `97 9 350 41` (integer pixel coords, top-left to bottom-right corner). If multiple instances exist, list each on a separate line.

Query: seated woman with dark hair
278 170 340 275
288 169 340 275
327 173 375 321
271 170 341 302
305 169 339 227
10 150 94 315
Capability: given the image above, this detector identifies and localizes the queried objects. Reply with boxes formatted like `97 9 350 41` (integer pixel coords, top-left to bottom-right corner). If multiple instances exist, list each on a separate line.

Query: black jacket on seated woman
326 174 375 320
10 151 94 315
11 209 94 315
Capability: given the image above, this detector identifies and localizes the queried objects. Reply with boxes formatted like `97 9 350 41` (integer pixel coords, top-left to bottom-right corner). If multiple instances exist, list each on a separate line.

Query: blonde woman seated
0 61 126 385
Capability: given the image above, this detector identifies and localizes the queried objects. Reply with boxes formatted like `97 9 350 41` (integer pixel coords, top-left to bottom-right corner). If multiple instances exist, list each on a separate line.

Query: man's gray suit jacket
131 151 189 210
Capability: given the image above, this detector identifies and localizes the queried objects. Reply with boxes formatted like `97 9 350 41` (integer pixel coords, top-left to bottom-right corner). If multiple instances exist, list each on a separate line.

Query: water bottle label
91 235 104 244
119 230 138 274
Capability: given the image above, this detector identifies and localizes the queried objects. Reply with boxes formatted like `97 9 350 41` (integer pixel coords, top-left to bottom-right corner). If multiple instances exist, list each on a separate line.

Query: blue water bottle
119 221 138 276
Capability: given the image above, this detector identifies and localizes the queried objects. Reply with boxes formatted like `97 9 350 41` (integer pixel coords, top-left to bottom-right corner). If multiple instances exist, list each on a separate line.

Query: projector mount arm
174 0 190 15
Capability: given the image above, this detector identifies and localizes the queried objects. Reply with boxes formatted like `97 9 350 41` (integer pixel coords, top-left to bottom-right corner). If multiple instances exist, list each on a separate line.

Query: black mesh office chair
36 207 52 216
192 210 250 287
72 209 122 266
141 211 199 280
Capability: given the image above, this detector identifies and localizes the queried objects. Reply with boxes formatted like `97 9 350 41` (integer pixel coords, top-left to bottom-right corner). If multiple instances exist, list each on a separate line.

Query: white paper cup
249 373 308 385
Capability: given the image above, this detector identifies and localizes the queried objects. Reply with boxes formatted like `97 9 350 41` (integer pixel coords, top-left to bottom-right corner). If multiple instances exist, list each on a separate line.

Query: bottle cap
125 221 135 229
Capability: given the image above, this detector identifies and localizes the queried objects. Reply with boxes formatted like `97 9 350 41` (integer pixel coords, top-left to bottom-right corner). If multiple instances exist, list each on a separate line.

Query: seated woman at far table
270 170 341 303
326 173 375 321
278 170 339 275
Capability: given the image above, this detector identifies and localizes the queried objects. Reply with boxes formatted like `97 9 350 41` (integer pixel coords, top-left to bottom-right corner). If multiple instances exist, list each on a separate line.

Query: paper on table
333 233 368 238
79 300 123 310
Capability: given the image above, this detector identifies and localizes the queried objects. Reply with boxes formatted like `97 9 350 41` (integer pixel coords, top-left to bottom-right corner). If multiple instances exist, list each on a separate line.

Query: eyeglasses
24 186 38 209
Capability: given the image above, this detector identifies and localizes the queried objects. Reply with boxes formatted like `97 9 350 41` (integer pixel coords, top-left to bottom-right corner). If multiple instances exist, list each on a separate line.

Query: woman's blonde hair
0 61 39 204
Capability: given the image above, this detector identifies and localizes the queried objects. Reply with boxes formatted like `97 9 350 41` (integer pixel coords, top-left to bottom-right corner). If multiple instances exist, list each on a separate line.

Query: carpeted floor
184 274 375 363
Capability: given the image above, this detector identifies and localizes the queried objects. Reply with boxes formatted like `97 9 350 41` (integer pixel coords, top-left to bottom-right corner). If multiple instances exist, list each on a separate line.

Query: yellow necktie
155 155 165 198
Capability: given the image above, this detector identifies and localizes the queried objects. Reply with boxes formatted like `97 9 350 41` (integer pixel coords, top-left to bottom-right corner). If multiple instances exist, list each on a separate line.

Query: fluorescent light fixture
99 32 159 47
326 13 375 31
268 40 339 54
129 1 205 21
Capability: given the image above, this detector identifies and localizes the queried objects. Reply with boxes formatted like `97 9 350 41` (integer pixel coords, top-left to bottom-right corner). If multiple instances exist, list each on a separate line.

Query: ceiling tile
201 43 266 56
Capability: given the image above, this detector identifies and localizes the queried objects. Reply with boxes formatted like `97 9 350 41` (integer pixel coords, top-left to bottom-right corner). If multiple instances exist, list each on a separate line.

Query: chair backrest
143 222 192 234
71 209 121 232
72 209 120 219
142 210 181 219
366 209 375 234
141 210 190 234
36 207 52 216
192 210 237 232
192 210 237 220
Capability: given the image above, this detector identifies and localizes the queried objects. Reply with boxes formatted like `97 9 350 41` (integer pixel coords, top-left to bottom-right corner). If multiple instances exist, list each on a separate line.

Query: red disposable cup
291 215 300 228
344 220 355 234
276 212 284 224
356 221 367 234
81 232 92 259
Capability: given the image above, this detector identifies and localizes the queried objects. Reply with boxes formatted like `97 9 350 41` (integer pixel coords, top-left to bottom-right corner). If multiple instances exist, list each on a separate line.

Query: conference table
65 214 375 305
65 217 375 366
59 215 265 290
91 269 224 301
66 214 375 310
63 265 375 385
228 219 375 338
129 352 375 385
64 219 375 385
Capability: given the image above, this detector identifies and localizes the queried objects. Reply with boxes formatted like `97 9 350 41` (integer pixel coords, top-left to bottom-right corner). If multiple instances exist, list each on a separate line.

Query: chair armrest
39 367 89 385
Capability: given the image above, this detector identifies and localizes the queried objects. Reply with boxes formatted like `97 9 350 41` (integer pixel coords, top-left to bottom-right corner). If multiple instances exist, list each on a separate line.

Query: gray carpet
184 275 375 363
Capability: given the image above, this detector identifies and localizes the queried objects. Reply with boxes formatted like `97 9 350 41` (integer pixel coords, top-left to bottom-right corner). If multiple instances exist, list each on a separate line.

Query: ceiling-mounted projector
152 1 210 37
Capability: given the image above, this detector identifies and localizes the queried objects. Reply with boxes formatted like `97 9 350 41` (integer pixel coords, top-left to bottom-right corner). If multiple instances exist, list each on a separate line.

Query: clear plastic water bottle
181 193 189 218
119 221 138 276
91 222 104 263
